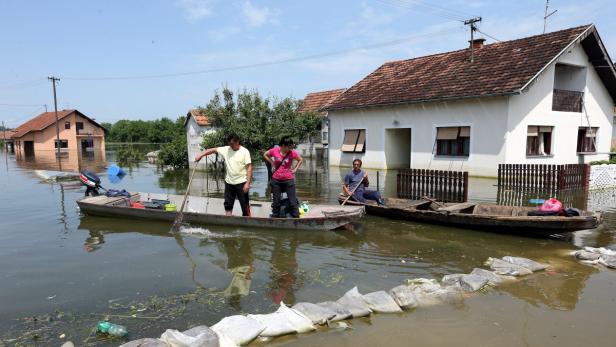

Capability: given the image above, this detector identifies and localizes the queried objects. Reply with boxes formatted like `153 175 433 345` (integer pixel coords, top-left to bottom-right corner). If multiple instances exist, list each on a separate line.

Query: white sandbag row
117 256 546 347
572 247 616 268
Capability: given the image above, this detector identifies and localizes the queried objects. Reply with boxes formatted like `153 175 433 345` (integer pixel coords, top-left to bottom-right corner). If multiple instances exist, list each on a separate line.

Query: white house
185 109 216 170
326 25 616 177
296 88 345 159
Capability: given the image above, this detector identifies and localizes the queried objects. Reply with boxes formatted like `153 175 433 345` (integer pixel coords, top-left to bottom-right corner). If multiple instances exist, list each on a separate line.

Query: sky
1 0 615 127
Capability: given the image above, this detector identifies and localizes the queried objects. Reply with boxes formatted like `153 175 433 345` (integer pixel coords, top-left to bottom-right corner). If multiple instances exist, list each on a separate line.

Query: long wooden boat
77 192 365 231
338 197 601 236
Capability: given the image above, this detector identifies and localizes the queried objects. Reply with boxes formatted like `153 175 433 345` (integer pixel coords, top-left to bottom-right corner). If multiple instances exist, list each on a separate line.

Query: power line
0 79 48 91
374 0 477 22
61 25 463 81
0 103 47 107
475 28 501 43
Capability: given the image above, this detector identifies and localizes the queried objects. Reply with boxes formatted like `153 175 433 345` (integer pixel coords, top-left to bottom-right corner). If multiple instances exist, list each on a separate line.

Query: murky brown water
1 146 615 346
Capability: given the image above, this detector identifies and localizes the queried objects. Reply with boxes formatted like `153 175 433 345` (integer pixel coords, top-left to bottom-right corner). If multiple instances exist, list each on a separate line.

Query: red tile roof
12 110 77 138
327 25 596 110
299 88 346 114
1 130 15 140
186 109 210 126
11 109 105 138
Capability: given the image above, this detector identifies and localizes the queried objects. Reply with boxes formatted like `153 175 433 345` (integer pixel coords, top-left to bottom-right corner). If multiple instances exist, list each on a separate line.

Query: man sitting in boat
195 133 253 216
343 159 385 206
264 136 304 218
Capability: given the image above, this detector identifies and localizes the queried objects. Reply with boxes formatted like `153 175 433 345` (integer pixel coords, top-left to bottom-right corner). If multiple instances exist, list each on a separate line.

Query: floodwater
1 146 616 347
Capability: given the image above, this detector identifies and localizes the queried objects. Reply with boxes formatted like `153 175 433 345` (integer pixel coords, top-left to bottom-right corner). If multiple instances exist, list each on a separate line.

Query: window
526 126 553 156
341 129 365 153
435 126 470 157
577 127 597 153
64 122 70 130
76 122 84 130
322 131 328 142
54 140 68 149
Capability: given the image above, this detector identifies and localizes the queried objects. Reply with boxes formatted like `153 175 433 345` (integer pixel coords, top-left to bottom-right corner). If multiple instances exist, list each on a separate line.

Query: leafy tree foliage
200 88 321 159
158 136 188 168
104 117 186 143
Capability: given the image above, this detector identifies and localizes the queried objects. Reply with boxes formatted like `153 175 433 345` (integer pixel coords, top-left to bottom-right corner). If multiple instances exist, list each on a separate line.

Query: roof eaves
518 24 595 93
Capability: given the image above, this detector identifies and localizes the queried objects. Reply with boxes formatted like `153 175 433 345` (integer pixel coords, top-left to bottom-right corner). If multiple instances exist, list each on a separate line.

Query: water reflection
13 149 107 173
220 239 255 310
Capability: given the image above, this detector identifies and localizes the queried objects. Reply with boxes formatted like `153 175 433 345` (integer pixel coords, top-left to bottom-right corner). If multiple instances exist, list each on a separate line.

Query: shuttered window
576 127 598 153
526 125 553 156
341 129 366 153
436 126 470 157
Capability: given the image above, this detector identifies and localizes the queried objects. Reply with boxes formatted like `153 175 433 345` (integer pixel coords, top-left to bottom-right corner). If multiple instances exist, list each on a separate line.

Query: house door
385 128 411 169
24 141 34 157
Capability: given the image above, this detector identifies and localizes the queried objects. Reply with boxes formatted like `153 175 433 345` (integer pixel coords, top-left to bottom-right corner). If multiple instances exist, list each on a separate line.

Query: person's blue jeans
353 189 382 203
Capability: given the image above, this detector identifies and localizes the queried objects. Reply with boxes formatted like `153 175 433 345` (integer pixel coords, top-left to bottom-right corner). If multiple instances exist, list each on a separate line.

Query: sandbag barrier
572 247 616 269
118 256 548 347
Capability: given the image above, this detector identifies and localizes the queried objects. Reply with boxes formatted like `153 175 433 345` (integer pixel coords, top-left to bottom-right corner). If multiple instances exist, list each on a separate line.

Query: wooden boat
338 197 602 236
77 192 365 231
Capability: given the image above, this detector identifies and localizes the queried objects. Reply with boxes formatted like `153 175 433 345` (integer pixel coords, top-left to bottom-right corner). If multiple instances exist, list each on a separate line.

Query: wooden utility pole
464 17 482 63
543 0 557 34
2 121 6 150
48 76 61 157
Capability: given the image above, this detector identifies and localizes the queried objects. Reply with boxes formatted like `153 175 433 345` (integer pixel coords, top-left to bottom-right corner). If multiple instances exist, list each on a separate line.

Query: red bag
539 198 562 212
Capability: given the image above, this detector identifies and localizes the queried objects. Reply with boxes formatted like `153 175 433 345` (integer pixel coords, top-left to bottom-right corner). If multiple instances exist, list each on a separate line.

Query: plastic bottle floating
97 321 128 337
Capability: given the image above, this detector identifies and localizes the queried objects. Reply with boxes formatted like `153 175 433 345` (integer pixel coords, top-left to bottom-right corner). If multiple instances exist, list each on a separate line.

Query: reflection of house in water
14 149 107 173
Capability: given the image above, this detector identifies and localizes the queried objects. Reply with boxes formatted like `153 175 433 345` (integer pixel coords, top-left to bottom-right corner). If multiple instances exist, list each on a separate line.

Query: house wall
328 97 509 176
505 42 613 165
186 117 216 170
15 112 105 154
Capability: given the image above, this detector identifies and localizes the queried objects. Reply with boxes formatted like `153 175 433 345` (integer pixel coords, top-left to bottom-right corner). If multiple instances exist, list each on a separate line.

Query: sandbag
248 302 315 337
362 291 402 313
502 256 548 272
316 301 352 321
210 315 265 346
584 247 616 257
120 338 169 347
160 329 219 347
441 274 464 287
182 326 219 347
574 250 601 261
336 287 372 317
460 274 489 292
599 255 616 269
389 285 418 309
406 278 460 307
292 302 336 325
470 268 515 285
485 257 532 276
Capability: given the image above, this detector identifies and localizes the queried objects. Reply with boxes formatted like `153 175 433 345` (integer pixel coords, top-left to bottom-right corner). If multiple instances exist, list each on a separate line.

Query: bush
158 136 188 168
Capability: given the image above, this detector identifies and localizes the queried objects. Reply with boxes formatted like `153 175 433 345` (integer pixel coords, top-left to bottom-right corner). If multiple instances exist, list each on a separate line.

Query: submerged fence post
377 171 380 192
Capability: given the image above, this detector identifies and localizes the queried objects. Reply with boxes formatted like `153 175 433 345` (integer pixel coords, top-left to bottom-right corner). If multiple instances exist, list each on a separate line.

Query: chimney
469 38 485 50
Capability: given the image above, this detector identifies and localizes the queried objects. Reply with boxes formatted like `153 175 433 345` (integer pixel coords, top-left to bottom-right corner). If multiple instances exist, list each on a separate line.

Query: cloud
208 26 242 42
177 0 214 22
242 1 279 27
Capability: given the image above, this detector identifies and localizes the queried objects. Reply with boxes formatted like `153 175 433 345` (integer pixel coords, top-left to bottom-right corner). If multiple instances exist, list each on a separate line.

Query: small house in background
1 130 16 151
326 25 616 176
11 109 106 156
297 88 345 159
185 108 216 170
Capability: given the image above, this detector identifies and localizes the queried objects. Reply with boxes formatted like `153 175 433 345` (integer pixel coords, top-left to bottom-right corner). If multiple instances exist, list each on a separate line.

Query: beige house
12 109 106 156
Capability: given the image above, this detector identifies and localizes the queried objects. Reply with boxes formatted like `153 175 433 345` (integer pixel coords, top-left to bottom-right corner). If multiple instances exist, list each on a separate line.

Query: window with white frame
435 126 470 157
526 126 553 156
341 129 365 153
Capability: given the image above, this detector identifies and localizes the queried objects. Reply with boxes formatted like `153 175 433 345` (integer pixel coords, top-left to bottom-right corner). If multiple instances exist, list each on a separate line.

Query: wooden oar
341 173 367 206
421 196 444 208
170 164 199 232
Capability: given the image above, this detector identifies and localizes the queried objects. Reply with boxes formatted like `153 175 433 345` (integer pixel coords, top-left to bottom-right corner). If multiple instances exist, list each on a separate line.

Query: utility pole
48 76 61 157
2 121 6 151
543 0 557 34
464 17 482 63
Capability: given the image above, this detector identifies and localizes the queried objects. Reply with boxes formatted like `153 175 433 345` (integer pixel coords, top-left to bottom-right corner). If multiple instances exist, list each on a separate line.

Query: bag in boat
247 302 315 337
336 287 372 318
315 301 353 321
501 256 548 272
361 291 402 313
210 315 264 346
273 197 300 218
160 327 219 347
389 285 418 309
292 302 337 325
105 189 131 198
485 257 532 276
470 268 515 285
538 198 563 212
527 210 559 216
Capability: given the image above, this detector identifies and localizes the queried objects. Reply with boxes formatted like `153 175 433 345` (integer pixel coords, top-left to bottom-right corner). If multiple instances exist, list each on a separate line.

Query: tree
201 88 321 159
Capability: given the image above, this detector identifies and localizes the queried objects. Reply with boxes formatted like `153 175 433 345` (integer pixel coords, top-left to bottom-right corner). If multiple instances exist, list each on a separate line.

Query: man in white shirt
195 133 253 216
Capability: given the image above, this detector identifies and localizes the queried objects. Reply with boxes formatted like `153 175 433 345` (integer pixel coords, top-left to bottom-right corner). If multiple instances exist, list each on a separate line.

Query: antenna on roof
464 17 482 63
543 0 557 34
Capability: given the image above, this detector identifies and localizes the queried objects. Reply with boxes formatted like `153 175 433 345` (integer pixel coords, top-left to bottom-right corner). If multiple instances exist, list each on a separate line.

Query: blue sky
1 0 615 127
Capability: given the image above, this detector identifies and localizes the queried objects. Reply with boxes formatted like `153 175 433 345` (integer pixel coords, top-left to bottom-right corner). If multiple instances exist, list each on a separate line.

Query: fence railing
397 169 468 203
497 164 590 192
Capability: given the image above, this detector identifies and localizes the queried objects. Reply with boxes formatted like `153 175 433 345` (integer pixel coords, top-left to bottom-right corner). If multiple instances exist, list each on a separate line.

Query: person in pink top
264 136 303 218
